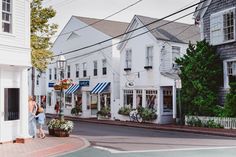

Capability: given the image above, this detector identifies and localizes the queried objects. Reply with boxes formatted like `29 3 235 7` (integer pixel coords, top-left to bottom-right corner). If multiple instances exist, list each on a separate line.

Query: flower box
54 129 69 137
48 128 55 136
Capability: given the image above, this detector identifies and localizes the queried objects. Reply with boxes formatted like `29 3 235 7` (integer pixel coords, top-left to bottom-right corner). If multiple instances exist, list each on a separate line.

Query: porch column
133 90 137 109
157 87 162 124
142 89 146 108
82 91 87 117
172 85 177 119
104 95 107 107
72 93 75 108
19 68 30 138
98 94 101 110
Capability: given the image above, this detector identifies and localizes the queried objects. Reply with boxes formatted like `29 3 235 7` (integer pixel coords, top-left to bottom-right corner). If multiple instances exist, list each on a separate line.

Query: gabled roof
193 0 212 20
74 16 129 38
136 15 200 44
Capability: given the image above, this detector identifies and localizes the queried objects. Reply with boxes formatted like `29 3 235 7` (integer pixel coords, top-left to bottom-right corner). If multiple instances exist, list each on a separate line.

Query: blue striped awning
65 84 81 94
91 82 110 94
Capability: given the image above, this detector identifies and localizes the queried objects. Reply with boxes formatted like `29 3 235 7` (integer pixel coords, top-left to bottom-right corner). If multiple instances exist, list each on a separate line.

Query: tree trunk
31 67 35 96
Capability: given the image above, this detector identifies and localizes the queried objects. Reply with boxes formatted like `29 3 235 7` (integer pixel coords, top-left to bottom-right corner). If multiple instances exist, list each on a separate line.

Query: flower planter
54 129 70 137
48 128 55 136
54 85 62 90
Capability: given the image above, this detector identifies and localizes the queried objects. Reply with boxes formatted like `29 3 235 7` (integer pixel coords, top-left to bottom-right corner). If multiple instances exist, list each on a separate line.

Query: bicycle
129 109 142 123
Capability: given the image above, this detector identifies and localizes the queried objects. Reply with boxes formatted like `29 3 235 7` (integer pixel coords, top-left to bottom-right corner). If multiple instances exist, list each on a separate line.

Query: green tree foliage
175 40 222 116
31 0 58 72
224 82 236 117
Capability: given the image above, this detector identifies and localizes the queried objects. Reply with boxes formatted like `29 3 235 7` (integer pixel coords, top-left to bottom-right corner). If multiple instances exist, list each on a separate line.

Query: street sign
48 83 54 87
176 80 182 89
79 80 89 86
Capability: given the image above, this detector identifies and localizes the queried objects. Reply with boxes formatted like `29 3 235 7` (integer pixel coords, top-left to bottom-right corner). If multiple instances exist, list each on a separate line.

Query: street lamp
56 55 66 121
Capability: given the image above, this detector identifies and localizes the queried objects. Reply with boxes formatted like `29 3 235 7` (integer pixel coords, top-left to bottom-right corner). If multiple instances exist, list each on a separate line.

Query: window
75 64 79 78
2 0 12 33
223 9 235 41
145 46 153 68
54 68 57 80
4 88 19 121
36 75 39 85
227 61 236 84
83 62 87 77
93 61 98 76
124 90 133 108
163 87 173 112
49 69 52 80
102 59 107 75
67 65 70 78
146 90 157 110
125 49 132 70
136 90 142 108
172 46 181 67
65 94 72 108
210 8 235 45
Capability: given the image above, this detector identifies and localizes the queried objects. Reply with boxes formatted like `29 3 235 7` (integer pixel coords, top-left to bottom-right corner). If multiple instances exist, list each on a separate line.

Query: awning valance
65 84 81 94
91 82 110 94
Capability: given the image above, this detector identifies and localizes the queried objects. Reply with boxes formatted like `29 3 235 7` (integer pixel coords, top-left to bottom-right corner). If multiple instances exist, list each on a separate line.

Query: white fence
185 116 236 129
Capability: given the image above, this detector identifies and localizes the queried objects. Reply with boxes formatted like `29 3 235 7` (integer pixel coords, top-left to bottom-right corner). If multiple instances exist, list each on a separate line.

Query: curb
46 114 236 138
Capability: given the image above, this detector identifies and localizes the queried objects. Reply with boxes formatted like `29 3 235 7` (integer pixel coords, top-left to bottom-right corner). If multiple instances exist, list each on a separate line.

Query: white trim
223 58 236 89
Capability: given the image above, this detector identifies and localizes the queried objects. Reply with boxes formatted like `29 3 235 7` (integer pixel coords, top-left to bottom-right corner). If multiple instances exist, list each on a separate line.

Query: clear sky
43 0 199 39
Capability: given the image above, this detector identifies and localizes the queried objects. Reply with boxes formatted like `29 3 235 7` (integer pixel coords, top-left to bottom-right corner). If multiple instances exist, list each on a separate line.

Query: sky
43 0 199 40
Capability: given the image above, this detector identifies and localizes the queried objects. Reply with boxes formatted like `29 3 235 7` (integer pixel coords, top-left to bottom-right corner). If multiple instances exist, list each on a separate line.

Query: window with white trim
75 64 79 78
210 8 235 45
54 68 57 80
163 87 173 112
67 65 70 78
83 62 87 77
227 61 236 84
124 90 133 108
93 60 98 76
125 49 132 69
2 0 12 33
172 46 181 67
49 69 52 80
146 90 157 110
102 59 107 75
145 46 153 67
136 90 142 108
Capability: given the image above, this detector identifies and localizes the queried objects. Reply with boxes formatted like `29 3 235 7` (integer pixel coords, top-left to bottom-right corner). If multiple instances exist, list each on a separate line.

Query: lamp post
56 55 66 121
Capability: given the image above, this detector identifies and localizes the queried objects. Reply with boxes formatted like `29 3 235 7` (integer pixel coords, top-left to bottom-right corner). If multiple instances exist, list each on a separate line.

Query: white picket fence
185 116 236 129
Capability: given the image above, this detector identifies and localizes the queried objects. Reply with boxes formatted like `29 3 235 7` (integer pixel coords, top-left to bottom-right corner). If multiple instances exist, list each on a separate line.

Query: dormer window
144 46 153 70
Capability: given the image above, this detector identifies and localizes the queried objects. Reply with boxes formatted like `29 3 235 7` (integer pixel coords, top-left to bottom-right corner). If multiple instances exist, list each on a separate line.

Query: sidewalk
47 113 236 138
0 134 89 157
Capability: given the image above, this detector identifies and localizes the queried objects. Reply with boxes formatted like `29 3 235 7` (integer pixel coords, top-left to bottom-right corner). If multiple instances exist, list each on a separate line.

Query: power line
53 0 207 58
51 0 143 39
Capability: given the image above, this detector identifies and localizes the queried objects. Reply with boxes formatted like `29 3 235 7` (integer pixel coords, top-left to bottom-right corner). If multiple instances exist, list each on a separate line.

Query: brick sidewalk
0 134 89 157
47 114 236 138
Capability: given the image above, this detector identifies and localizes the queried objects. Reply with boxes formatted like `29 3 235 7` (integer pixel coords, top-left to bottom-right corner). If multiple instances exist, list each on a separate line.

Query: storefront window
146 90 157 109
100 93 111 108
65 94 72 108
48 93 52 106
124 90 133 108
91 94 98 115
136 90 142 108
163 87 173 112
4 88 19 121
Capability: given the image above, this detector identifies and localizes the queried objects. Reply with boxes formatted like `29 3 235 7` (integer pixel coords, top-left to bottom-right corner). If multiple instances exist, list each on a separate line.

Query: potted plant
138 107 157 122
47 119 74 137
118 106 132 116
71 105 82 116
97 106 111 119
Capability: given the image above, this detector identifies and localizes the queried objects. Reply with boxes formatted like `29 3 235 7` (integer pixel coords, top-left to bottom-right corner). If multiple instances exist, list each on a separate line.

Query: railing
185 115 236 129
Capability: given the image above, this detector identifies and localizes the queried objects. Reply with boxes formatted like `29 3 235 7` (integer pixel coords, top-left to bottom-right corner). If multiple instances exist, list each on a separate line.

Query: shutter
210 12 223 45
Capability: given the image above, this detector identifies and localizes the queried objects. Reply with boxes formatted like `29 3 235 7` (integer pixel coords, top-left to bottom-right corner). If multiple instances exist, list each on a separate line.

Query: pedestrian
54 101 60 115
28 96 38 138
35 106 46 139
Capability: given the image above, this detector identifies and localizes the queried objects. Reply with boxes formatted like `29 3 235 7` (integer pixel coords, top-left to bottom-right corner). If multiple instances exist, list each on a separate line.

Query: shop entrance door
91 95 98 116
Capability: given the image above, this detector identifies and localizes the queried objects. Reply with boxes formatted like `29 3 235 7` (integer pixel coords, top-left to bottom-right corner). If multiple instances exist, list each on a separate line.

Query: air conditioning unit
126 81 135 88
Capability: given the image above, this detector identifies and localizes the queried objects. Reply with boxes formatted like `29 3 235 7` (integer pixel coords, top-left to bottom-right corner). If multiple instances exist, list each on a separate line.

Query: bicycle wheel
136 114 143 123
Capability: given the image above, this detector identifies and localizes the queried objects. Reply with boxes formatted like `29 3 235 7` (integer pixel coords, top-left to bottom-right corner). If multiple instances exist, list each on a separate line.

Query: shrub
97 106 111 117
138 107 157 121
223 82 236 117
118 106 132 116
71 105 82 116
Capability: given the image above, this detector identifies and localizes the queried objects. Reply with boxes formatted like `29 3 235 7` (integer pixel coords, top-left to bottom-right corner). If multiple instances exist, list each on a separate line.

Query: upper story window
49 69 52 80
102 59 107 75
93 61 98 76
67 65 70 78
54 68 57 80
144 46 153 69
172 46 181 67
2 0 12 33
210 7 235 45
75 64 79 78
124 49 132 71
83 62 87 77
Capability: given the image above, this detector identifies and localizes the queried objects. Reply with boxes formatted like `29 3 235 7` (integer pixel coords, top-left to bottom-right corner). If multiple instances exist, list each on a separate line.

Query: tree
224 82 236 117
30 0 58 96
175 40 222 116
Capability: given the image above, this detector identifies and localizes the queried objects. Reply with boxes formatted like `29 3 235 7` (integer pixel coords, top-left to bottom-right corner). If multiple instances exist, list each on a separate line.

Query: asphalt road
59 121 236 157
